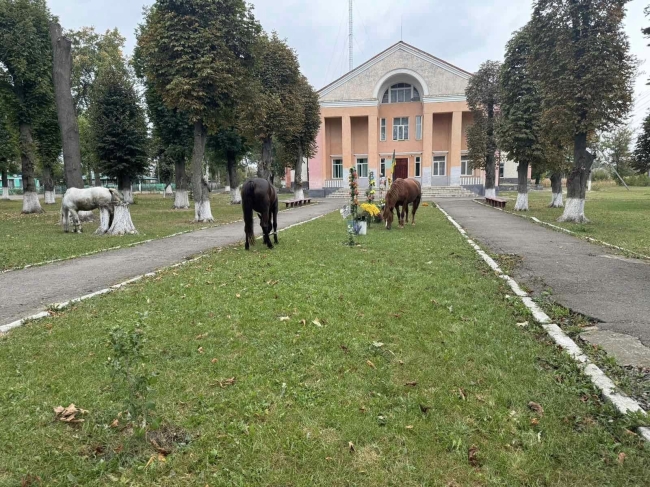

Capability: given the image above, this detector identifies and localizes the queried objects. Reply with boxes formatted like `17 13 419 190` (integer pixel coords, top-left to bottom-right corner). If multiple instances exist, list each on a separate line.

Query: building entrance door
394 158 408 180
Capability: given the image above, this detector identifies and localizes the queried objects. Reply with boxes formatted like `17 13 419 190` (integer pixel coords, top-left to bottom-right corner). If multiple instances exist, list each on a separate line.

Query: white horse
61 187 122 233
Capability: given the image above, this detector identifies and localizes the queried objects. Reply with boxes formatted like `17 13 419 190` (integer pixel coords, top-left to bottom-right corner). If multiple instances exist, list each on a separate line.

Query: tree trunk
514 161 529 211
484 154 496 198
191 120 213 222
49 22 84 190
173 158 189 209
95 206 112 234
42 165 55 204
119 174 134 204
258 136 273 179
2 168 10 199
294 146 304 200
559 133 591 223
107 203 137 235
227 151 241 204
19 123 43 214
549 172 563 208
94 169 102 187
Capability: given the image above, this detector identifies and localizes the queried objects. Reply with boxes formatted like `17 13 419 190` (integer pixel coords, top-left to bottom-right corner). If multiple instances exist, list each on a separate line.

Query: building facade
302 42 488 197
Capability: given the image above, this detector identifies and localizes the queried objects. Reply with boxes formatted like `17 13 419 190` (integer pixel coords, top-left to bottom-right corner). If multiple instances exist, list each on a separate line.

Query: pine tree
633 111 650 175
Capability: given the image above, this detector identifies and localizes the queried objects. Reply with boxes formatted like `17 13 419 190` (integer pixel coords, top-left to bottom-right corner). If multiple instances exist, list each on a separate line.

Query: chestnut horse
382 178 422 230
242 178 278 250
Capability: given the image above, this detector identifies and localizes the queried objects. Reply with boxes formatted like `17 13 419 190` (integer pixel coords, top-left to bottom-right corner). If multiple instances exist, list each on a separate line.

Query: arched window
382 83 421 103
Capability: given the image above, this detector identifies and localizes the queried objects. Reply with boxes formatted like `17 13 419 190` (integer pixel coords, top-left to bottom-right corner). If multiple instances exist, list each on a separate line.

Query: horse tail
242 181 256 247
109 188 123 202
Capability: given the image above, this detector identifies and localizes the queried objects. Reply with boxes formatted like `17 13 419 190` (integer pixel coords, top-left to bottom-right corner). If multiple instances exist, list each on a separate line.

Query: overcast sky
49 0 650 133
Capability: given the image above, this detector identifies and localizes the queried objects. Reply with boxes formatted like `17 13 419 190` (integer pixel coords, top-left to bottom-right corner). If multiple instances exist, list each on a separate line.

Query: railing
460 176 483 186
324 179 345 188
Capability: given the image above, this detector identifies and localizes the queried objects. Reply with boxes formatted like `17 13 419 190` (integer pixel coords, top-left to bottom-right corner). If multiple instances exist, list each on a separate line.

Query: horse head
382 204 394 230
108 188 123 204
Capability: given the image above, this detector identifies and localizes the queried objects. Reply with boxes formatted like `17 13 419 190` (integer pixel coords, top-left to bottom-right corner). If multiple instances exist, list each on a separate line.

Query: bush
621 174 650 187
591 169 611 181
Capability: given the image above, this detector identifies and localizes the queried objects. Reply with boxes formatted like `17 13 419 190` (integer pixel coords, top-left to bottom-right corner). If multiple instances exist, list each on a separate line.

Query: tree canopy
633 112 650 174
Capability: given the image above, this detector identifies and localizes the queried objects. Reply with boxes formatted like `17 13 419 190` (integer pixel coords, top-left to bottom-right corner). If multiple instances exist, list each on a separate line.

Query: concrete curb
0 212 329 335
473 199 650 261
435 203 650 442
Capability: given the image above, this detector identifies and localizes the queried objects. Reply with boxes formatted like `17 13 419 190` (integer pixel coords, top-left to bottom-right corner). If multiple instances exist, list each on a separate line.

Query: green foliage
530 0 635 137
136 0 260 130
633 111 650 174
499 25 544 171
107 314 157 429
621 174 650 186
465 60 500 172
89 65 148 186
33 91 61 176
207 126 249 167
68 27 126 113
0 99 19 173
594 126 634 176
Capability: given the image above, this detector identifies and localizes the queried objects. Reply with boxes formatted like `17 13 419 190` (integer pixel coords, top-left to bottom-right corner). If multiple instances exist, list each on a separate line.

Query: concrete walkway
436 199 650 350
0 200 340 326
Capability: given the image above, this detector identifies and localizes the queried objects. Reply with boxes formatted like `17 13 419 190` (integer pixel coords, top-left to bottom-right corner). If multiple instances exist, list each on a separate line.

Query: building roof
318 41 473 95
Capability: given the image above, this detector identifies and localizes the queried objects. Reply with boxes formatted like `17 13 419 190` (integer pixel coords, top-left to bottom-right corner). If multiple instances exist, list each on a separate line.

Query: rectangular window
356 158 368 178
380 118 386 141
461 156 472 176
391 86 410 103
380 158 386 177
433 156 446 176
393 117 409 141
415 156 421 177
332 159 343 179
415 116 422 140
499 162 505 178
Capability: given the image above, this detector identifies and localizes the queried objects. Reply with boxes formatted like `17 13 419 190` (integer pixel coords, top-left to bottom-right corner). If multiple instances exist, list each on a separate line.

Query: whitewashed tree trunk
22 191 43 213
44 190 55 204
194 198 214 222
485 188 496 199
2 186 10 199
225 185 231 192
550 192 563 208
108 204 137 235
230 187 241 204
122 189 134 204
558 198 588 223
173 189 189 209
294 188 305 200
191 121 214 222
164 184 173 197
94 206 111 234
514 193 528 211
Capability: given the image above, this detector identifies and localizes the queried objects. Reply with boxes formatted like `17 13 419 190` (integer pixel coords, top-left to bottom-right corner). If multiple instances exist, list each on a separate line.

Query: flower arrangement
366 171 376 204
359 203 380 219
346 168 359 244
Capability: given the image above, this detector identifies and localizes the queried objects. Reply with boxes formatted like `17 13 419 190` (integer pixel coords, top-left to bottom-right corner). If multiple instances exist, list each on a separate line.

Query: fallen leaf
372 341 384 348
359 406 366 413
398 360 404 365
110 419 119 428
458 388 466 401
406 425 414 429
366 360 376 369
426 261 433 265
348 441 355 453
197 347 204 354
528 401 544 416
468 445 480 467
392 313 401 318
53 404 88 423
405 381 418 387
195 333 208 339
326 456 333 460
236 294 241 298
279 316 290 322
530 418 539 426
312 319 322 327
216 377 236 388
300 319 306 325
516 321 529 327
340 345 349 353
431 299 439 305
419 404 432 414
618 452 626 464
145 455 156 469
211 358 218 364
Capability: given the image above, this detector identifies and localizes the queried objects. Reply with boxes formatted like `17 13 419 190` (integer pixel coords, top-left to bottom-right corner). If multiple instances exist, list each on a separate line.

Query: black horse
242 178 279 250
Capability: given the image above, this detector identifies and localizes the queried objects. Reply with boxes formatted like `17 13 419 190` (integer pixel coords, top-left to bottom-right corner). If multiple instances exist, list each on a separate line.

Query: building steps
324 186 478 199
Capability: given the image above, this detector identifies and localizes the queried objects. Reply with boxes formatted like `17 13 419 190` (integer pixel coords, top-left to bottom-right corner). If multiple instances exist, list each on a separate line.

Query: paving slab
435 199 650 349
580 330 650 369
0 200 340 326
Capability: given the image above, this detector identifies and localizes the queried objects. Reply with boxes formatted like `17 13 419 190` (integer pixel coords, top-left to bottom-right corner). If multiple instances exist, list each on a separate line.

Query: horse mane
385 179 405 206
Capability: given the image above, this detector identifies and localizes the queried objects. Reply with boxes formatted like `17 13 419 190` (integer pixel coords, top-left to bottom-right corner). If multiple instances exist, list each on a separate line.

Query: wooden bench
284 198 312 208
485 196 507 209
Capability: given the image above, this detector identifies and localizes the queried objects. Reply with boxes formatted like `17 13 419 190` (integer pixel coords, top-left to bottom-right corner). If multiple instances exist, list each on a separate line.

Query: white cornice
320 100 377 108
424 95 466 103
319 43 471 99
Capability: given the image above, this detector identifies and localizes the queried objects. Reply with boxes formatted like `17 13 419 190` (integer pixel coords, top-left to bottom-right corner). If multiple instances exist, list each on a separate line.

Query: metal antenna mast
349 0 353 71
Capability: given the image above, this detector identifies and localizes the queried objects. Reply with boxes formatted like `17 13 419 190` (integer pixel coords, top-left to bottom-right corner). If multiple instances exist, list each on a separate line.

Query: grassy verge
499 186 650 256
0 193 290 271
1 208 649 486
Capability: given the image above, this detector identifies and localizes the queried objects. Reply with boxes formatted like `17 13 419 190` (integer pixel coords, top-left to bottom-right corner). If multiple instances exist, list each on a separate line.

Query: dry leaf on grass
348 441 355 453
530 418 540 426
195 333 208 339
110 419 119 428
211 358 218 364
53 404 88 423
528 401 544 416
618 452 626 464
516 321 529 327
235 294 241 298
312 319 322 327
468 445 480 467
366 360 376 369
279 316 290 322
300 319 306 325
458 388 466 401
404 381 418 387
406 425 414 430
420 404 432 414
214 377 236 388
197 347 204 354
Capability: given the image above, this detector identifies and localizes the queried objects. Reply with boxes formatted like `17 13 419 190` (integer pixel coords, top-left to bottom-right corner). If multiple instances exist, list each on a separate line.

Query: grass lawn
0 193 289 271
1 208 649 486
500 186 650 256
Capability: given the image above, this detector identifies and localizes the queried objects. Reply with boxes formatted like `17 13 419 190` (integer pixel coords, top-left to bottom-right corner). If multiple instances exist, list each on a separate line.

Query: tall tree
633 111 650 175
531 0 635 222
208 127 250 204
499 26 543 211
89 65 148 203
137 0 260 222
466 60 501 198
596 126 633 176
248 32 302 180
0 0 56 213
278 75 320 200
0 97 19 200
34 96 61 203
49 21 84 189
